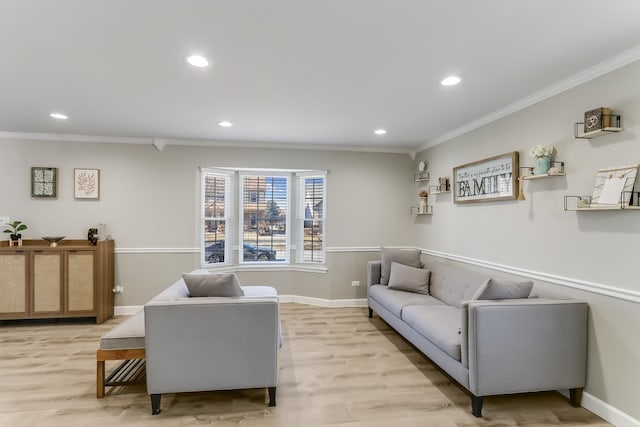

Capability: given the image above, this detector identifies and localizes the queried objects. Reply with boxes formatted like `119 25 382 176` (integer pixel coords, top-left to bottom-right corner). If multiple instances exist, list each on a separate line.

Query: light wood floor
0 303 610 426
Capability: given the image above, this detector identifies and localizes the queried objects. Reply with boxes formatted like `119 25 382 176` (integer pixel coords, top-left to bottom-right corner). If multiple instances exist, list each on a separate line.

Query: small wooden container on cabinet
0 239 114 324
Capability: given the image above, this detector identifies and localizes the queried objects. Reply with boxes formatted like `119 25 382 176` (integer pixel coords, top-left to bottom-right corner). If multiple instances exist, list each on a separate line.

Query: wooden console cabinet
0 239 114 324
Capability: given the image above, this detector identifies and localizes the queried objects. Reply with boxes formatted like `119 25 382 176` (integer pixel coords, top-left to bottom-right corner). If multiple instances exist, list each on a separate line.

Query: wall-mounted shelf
429 185 450 194
520 161 566 180
574 112 622 139
564 193 640 211
410 205 433 215
414 172 429 182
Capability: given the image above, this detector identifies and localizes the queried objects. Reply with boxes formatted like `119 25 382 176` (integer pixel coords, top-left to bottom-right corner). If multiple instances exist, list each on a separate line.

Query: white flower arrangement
529 144 556 159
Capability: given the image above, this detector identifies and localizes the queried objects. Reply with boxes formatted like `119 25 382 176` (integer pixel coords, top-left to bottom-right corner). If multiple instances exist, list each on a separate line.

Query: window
201 169 231 264
298 174 326 263
201 168 326 267
240 174 289 263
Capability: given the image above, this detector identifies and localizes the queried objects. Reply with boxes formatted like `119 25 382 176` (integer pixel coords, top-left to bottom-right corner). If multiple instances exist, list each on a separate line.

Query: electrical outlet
0 217 9 226
113 285 124 293
351 281 360 287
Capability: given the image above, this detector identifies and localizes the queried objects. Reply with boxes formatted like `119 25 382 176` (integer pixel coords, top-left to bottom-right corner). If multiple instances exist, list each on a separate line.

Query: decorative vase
534 156 551 175
419 197 428 214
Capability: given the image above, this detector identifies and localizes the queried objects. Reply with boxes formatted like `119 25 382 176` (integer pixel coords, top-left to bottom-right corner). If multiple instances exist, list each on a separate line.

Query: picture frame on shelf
453 152 519 204
74 168 100 200
31 166 58 198
590 164 638 207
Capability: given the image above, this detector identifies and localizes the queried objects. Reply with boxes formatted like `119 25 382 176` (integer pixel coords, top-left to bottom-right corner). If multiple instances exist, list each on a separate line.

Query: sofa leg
268 387 276 407
569 387 583 407
368 307 373 318
150 394 162 415
471 395 484 417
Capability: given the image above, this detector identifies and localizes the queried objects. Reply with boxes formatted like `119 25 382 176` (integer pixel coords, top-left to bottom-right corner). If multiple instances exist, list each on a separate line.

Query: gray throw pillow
380 247 422 285
387 262 430 295
472 278 533 300
183 273 245 297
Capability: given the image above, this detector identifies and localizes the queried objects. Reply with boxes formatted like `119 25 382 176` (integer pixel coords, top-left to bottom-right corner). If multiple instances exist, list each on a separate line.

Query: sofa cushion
100 310 145 350
472 278 533 300
402 305 462 361
183 273 245 297
428 263 488 308
388 262 430 295
241 285 279 297
369 284 442 317
380 247 422 285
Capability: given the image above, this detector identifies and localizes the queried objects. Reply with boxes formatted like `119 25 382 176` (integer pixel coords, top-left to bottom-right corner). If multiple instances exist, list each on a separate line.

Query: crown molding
417 45 640 153
164 137 414 154
0 131 413 155
0 131 151 145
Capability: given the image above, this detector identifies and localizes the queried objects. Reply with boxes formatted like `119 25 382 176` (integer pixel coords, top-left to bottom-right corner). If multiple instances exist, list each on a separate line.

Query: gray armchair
144 296 280 415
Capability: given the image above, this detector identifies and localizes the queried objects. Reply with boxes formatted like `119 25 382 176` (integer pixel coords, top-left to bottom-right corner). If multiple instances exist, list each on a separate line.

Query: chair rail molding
420 247 640 305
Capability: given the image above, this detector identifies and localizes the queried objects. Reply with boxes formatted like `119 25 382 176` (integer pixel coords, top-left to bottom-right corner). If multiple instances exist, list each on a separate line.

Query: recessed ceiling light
217 121 233 127
50 112 68 120
186 55 210 68
374 129 387 135
441 75 462 86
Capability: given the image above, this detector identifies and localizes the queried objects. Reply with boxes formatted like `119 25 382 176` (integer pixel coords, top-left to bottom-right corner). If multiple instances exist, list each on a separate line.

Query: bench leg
150 394 162 415
569 387 583 407
368 307 373 318
97 360 105 398
471 395 484 417
268 387 276 407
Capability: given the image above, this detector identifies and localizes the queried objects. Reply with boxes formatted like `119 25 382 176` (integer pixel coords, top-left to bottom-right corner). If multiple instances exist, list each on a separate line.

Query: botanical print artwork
31 167 58 198
74 168 100 199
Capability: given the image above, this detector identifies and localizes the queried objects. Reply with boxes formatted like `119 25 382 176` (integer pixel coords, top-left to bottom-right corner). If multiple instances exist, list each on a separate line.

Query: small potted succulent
3 220 27 245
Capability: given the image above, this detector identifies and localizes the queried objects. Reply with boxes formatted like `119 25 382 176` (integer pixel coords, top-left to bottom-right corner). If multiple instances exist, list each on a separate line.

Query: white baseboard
114 306 142 316
556 390 640 427
279 295 368 307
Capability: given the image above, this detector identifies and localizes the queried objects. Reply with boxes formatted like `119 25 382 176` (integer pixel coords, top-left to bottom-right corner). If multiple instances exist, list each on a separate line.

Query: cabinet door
32 251 63 313
0 252 28 316
67 251 95 312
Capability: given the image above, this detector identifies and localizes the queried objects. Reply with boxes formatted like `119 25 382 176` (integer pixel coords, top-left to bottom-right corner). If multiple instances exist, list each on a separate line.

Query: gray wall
414 59 640 422
0 140 414 303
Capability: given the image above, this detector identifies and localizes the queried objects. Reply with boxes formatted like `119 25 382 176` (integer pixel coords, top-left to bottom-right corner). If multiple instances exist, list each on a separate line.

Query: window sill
199 263 328 274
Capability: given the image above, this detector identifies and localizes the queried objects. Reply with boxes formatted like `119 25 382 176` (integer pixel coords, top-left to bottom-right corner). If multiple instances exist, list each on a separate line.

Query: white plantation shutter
201 168 232 264
297 172 326 263
239 173 290 263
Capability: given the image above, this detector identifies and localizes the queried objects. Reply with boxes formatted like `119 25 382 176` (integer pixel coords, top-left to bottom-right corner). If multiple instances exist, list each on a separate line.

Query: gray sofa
367 252 588 417
99 271 280 415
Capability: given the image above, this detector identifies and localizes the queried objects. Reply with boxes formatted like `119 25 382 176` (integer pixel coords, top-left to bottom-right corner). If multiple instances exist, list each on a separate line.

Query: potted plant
3 220 27 245
529 145 556 175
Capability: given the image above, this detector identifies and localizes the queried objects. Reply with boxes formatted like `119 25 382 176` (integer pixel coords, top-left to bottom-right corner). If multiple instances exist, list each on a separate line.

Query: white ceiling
2 0 640 152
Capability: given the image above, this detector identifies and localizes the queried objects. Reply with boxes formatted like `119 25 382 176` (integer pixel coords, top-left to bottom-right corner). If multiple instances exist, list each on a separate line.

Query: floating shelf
414 172 429 182
522 173 566 180
574 113 622 139
564 193 640 211
428 185 451 194
520 161 565 180
410 205 433 215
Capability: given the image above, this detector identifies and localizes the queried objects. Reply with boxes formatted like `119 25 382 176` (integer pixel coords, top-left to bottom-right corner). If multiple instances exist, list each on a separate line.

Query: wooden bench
96 310 146 398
